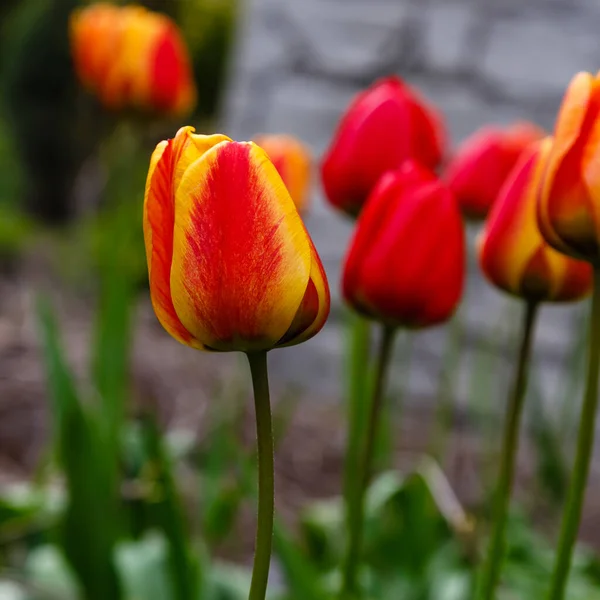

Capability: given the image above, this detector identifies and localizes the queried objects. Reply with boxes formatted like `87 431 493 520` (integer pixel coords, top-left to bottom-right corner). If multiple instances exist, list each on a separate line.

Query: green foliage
37 297 124 600
179 0 239 122
1 0 80 222
140 417 201 600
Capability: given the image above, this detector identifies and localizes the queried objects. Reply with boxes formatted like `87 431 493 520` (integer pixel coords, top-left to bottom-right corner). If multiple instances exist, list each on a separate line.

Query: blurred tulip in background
254 134 312 213
321 76 445 216
479 138 592 301
445 122 544 220
70 3 196 116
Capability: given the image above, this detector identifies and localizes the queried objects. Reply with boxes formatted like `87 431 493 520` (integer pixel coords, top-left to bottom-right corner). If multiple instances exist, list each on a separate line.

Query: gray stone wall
222 0 597 425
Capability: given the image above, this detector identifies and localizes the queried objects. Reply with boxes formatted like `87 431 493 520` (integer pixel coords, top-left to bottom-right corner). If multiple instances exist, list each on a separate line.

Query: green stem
247 351 275 600
341 325 396 599
548 270 600 600
477 301 539 599
344 314 373 505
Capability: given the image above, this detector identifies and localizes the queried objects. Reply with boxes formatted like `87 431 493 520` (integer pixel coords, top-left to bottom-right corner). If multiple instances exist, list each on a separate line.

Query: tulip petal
171 142 312 351
171 127 232 194
143 140 203 348
540 73 600 258
149 22 196 115
481 146 544 294
481 138 592 301
277 244 330 346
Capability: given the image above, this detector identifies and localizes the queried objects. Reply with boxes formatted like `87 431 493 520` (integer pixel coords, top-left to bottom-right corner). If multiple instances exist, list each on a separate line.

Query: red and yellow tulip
143 127 330 352
70 3 196 116
254 134 312 213
538 71 600 264
445 122 544 220
321 76 445 216
342 160 464 328
479 138 592 301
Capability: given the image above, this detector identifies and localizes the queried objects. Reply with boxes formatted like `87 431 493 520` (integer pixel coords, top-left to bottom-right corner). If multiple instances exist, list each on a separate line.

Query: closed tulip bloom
321 76 445 216
538 72 600 264
342 161 464 328
479 139 592 301
445 122 544 220
254 134 312 212
70 3 196 115
143 127 330 352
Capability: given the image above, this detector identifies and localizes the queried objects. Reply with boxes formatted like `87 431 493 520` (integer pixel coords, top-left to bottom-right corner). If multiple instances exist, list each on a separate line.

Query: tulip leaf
273 518 331 600
141 415 202 600
37 297 123 600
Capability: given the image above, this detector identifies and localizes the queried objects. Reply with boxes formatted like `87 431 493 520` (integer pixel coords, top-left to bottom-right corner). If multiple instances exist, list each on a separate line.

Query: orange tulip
254 135 312 213
538 71 600 264
445 122 544 220
70 3 196 115
143 127 330 352
480 138 592 301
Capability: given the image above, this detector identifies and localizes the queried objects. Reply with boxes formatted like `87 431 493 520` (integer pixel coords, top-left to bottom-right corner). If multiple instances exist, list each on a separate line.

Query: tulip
538 72 600 264
479 138 592 302
254 134 312 212
476 137 591 600
321 76 445 216
537 71 600 600
342 161 464 327
445 122 544 219
70 3 196 115
143 126 329 352
143 126 329 600
339 160 464 597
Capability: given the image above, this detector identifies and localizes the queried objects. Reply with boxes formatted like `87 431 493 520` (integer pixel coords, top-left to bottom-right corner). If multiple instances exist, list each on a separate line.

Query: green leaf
91 250 133 464
25 544 80 599
299 497 344 572
141 415 201 600
116 532 174 600
273 519 331 600
207 561 254 600
37 298 123 600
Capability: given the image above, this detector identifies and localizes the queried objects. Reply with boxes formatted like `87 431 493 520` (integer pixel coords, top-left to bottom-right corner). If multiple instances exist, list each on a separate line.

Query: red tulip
445 122 544 220
321 76 445 217
342 161 465 328
479 138 592 301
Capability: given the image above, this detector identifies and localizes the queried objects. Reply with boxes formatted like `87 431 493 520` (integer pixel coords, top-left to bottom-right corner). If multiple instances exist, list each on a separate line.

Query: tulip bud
70 3 196 116
254 134 312 213
538 71 600 264
445 122 544 220
321 76 445 217
479 139 592 302
342 161 464 328
143 127 330 352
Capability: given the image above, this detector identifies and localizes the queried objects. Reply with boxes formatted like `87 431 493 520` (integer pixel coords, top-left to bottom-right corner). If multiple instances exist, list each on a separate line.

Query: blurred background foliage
0 0 237 256
0 0 599 598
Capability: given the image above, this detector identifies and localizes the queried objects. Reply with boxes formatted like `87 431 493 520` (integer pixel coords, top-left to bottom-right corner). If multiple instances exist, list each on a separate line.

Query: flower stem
548 269 600 600
477 301 539 599
247 351 274 600
341 325 396 599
